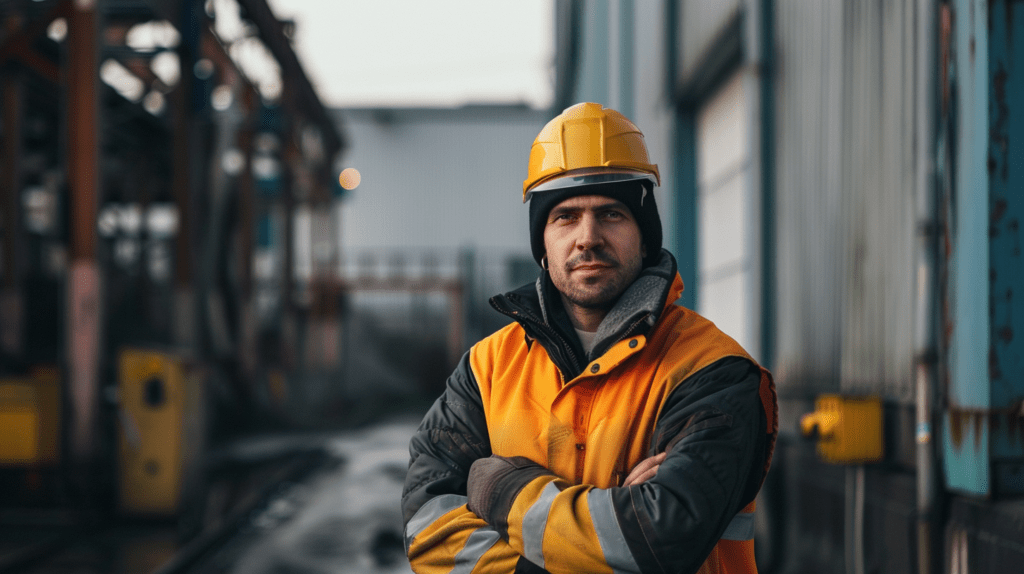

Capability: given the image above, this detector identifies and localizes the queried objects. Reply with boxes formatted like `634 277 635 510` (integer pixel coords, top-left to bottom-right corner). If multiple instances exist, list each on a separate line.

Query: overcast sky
266 0 555 108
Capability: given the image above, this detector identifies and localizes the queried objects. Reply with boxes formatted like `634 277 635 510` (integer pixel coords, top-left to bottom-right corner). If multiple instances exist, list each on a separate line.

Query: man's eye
603 210 624 220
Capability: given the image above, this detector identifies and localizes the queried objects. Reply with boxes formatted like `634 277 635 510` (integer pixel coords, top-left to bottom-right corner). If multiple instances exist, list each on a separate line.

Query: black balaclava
528 180 662 269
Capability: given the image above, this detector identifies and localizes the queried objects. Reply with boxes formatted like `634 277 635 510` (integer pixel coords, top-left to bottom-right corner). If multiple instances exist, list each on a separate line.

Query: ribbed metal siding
773 0 916 402
774 0 845 396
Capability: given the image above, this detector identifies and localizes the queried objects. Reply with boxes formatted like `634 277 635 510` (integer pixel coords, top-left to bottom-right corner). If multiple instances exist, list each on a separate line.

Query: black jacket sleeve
403 352 542 573
402 351 492 525
621 356 768 573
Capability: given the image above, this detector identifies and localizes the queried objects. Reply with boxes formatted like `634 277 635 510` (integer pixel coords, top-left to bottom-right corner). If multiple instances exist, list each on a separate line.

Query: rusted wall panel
987 0 1024 462
942 0 1024 498
943 0 994 497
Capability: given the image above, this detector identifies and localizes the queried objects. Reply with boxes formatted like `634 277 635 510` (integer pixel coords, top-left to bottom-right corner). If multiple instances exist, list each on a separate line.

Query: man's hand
622 452 668 486
467 455 550 524
467 456 519 517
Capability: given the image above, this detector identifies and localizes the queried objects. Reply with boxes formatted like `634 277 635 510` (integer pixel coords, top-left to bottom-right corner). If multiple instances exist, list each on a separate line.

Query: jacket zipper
493 301 583 375
514 308 583 374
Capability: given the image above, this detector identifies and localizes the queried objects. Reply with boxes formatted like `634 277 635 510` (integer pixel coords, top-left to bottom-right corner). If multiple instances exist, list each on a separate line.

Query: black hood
489 249 677 380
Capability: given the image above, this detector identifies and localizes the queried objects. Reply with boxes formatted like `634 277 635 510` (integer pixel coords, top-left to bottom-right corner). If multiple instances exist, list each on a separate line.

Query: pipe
551 0 583 115
607 0 635 119
914 0 939 573
854 465 865 574
844 465 867 574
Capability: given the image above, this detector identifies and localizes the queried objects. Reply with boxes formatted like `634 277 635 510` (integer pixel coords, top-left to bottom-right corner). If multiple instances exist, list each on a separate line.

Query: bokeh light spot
339 168 361 190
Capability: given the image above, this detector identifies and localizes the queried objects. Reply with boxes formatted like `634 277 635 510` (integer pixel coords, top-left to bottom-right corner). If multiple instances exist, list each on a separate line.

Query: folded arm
402 351 531 573
466 358 768 574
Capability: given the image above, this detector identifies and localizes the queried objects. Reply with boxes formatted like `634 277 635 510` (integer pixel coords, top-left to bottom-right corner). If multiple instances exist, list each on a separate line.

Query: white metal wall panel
703 271 751 354
699 173 747 272
697 73 748 182
697 71 758 358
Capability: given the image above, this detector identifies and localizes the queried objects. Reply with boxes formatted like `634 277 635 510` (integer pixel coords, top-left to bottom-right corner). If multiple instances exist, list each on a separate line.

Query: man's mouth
568 252 618 271
574 263 611 271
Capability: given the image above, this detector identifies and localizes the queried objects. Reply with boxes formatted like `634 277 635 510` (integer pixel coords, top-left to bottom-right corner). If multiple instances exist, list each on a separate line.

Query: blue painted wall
944 0 1024 497
987 0 1024 476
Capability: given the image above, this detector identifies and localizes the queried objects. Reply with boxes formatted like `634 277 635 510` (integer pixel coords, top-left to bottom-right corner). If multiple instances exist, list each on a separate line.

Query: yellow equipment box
117 348 204 516
0 376 61 466
800 394 884 464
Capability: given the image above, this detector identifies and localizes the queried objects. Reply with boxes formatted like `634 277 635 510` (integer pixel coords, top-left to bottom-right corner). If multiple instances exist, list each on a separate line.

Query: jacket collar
489 250 681 380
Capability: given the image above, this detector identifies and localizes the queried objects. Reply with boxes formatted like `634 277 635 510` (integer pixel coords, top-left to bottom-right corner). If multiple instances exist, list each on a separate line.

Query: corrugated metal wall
773 0 845 396
774 0 916 402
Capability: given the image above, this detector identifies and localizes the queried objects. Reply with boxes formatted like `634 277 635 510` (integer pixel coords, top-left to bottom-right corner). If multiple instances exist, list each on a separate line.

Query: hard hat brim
524 170 658 203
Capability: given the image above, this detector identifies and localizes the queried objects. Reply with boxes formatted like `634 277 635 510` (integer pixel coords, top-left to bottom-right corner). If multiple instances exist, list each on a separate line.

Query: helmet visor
524 169 658 203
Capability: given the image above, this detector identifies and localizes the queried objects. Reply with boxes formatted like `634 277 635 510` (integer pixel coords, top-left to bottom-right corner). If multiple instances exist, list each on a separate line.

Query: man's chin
564 286 620 310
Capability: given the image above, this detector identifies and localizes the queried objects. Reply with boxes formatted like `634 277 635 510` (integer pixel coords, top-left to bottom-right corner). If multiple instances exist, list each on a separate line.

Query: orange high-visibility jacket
402 251 778 574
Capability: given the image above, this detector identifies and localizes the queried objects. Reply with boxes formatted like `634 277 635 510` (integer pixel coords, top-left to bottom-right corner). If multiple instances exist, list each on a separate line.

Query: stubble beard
553 249 643 311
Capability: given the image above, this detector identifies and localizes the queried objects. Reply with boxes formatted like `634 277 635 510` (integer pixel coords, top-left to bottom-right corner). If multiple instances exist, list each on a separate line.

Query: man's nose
576 214 603 249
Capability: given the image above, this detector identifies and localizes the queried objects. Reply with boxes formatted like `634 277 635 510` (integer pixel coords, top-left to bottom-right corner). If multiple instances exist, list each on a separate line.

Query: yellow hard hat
522 102 660 202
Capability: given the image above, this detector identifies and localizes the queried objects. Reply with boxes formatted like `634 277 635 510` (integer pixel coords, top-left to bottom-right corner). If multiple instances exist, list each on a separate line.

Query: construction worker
402 103 778 574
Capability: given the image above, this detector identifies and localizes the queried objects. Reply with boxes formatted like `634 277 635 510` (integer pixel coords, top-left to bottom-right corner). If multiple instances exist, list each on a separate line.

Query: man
402 103 778 574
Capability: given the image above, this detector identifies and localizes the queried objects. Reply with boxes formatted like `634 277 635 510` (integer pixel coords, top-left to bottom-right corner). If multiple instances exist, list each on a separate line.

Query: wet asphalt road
193 417 418 574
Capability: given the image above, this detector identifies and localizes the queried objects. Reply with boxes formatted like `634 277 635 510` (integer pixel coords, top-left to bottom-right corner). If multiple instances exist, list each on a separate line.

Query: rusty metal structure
0 0 344 519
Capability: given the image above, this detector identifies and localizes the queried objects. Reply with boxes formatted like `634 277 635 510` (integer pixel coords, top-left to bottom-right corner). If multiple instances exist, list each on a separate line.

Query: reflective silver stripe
521 481 561 568
450 527 501 574
587 488 641 574
405 494 467 551
720 511 755 541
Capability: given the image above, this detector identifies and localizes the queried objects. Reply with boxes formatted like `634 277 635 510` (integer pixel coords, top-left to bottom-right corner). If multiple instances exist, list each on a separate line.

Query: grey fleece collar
534 250 677 361
588 250 676 359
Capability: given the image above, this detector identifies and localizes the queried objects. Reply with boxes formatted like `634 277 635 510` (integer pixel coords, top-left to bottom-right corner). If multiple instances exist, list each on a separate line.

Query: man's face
543 194 645 310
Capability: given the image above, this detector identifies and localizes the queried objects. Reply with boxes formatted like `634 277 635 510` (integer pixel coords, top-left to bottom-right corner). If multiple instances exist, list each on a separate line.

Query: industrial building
1 0 1022 573
557 1 1022 572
